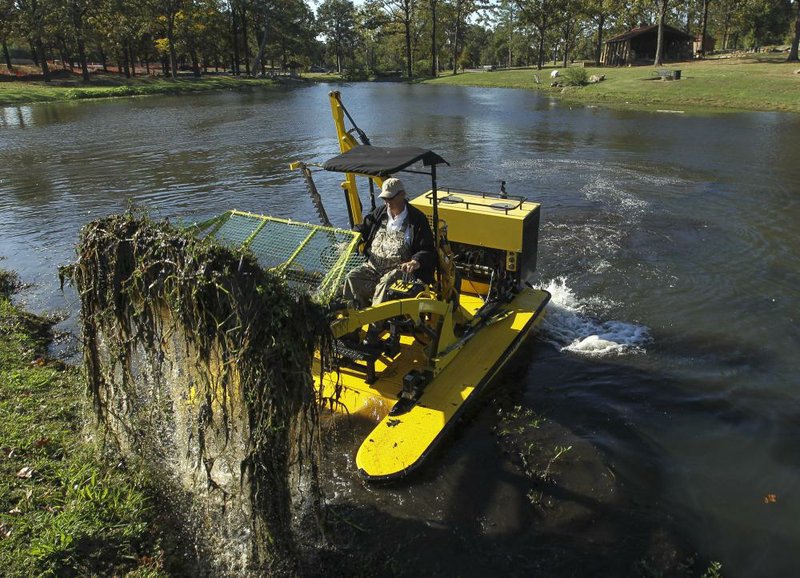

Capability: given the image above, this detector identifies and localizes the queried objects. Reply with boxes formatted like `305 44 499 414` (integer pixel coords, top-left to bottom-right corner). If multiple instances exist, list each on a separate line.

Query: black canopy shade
323 146 448 177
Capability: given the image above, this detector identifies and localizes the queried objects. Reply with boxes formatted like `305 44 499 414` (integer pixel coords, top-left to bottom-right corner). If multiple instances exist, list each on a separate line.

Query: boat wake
539 277 650 356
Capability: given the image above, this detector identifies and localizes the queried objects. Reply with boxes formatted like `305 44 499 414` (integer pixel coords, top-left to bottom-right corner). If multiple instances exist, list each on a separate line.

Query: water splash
540 278 650 356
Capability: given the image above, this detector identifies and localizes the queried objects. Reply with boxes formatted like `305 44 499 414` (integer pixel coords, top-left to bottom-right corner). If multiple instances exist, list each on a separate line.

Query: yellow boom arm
329 91 383 226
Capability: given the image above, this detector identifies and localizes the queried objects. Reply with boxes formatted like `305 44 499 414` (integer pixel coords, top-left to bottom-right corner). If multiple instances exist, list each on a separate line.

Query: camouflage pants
342 263 403 309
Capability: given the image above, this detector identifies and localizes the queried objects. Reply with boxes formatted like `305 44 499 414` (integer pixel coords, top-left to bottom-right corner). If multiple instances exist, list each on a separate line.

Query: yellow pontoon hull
314 287 550 481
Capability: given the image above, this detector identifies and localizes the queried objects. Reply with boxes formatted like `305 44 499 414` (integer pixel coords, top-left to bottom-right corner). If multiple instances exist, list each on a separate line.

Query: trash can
673 69 682 80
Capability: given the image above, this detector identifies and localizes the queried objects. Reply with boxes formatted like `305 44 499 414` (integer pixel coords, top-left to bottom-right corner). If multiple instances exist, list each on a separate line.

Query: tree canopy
1 0 797 81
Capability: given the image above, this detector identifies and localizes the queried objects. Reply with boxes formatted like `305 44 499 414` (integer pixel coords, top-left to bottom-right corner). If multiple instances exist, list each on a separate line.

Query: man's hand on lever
399 259 420 274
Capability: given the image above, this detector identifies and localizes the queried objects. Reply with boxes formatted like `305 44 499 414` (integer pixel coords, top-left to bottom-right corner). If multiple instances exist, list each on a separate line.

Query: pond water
2 83 799 576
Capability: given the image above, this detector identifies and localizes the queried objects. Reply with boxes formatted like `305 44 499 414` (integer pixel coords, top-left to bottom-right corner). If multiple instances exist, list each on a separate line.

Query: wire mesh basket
193 210 365 304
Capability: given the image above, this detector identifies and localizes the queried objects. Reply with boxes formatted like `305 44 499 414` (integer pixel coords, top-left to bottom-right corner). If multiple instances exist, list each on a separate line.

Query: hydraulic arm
328 90 384 226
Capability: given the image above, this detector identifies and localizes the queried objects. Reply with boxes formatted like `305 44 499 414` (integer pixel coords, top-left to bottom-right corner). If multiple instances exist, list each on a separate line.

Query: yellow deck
314 287 550 481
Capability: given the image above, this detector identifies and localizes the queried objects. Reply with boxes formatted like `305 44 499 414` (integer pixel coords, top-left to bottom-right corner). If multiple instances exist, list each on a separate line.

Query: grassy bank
4 56 798 113
0 73 278 106
426 54 800 114
0 268 168 577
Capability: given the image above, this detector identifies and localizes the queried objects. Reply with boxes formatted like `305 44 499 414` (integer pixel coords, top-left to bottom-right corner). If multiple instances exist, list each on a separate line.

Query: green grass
0 267 168 577
427 54 800 114
305 71 346 82
0 73 279 106
5 55 797 112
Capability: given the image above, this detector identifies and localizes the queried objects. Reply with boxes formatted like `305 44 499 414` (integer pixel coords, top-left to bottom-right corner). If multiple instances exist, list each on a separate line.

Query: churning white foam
539 278 650 356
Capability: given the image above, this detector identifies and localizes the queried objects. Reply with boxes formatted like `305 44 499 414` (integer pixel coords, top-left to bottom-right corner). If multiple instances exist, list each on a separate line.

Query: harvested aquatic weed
61 211 335 576
0 267 20 295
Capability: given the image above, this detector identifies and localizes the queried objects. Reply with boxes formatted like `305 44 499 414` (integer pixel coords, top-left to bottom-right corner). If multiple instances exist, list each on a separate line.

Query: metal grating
194 210 365 303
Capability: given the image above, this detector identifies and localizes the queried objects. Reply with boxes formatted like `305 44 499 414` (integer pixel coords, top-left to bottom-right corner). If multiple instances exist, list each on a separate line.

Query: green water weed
702 561 723 578
61 210 335 574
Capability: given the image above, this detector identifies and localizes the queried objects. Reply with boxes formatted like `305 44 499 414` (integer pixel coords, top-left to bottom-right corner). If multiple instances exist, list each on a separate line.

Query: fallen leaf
8 508 21 515
763 493 777 504
33 438 50 449
16 466 34 479
0 524 11 539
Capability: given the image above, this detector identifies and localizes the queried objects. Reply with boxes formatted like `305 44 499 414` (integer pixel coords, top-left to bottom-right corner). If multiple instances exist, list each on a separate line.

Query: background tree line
1 0 798 82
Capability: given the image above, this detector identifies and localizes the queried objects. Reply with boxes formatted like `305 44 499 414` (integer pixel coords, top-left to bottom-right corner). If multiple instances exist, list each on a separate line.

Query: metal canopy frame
323 145 449 292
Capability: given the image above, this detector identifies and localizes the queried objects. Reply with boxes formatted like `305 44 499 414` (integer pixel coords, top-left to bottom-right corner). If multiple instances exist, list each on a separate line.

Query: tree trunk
58 46 69 70
252 25 269 76
168 14 178 78
562 21 572 68
431 0 437 77
242 8 251 75
404 19 412 79
537 33 545 70
3 40 12 70
129 45 136 76
788 0 799 61
64 45 73 70
77 36 90 82
699 0 710 56
654 0 669 66
29 41 39 66
595 13 605 66
191 47 201 77
507 6 514 67
35 38 50 81
231 5 240 74
451 19 460 74
100 48 107 72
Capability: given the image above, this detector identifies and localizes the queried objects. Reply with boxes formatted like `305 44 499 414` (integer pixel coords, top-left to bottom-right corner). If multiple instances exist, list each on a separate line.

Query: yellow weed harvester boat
201 92 549 481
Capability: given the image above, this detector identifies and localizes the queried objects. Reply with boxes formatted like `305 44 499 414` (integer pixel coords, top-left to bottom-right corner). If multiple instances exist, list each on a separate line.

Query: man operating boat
343 177 435 309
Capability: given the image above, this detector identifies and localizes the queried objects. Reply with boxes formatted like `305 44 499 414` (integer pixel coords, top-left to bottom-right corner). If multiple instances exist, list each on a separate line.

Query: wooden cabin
602 24 693 66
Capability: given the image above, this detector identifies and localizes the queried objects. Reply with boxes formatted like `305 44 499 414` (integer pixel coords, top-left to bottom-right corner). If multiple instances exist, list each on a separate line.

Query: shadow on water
317 334 800 577
524 336 800 576
316 351 670 576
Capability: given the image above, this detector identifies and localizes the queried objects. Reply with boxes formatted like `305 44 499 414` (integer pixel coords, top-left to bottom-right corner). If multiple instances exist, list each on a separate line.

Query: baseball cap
378 177 405 200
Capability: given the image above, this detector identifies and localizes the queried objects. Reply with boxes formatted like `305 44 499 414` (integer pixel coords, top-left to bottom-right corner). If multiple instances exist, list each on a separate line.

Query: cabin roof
606 24 693 44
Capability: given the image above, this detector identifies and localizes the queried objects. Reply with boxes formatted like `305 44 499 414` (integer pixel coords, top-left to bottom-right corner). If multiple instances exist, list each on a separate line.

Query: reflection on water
1 84 799 576
1 105 34 128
